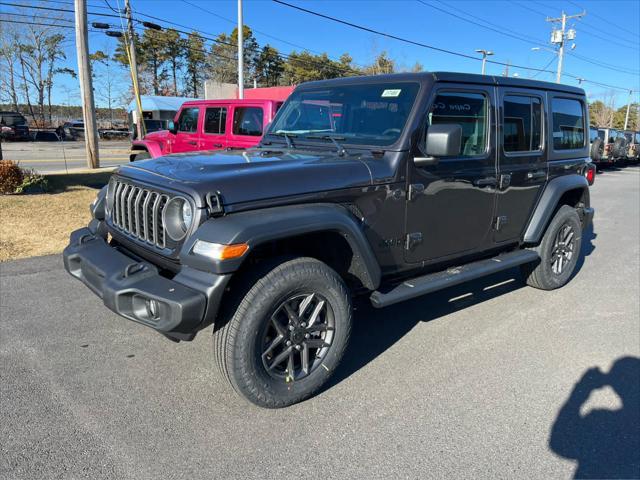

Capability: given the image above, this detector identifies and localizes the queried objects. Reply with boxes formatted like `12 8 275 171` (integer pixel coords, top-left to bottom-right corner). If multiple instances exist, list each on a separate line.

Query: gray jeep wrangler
64 72 594 408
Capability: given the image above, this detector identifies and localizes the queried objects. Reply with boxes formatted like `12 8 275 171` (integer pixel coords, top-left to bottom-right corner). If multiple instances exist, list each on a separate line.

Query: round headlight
163 197 193 241
182 200 193 230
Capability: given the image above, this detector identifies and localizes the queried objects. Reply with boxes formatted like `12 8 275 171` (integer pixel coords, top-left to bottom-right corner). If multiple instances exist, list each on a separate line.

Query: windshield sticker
381 89 401 98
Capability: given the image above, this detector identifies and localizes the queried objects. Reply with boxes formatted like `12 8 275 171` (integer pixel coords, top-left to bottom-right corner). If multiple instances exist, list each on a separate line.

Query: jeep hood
117 149 374 207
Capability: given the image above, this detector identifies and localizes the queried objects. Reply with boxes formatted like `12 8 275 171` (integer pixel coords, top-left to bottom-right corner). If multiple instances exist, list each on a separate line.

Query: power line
510 0 639 50
272 0 635 92
568 0 640 41
417 0 639 75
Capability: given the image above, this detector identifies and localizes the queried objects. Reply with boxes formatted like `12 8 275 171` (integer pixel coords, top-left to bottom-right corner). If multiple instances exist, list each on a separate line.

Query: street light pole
237 0 244 99
475 49 493 75
623 89 633 131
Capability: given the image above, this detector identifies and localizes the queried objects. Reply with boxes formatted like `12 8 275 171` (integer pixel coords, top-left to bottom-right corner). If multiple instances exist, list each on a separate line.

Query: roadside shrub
0 160 24 194
16 168 48 194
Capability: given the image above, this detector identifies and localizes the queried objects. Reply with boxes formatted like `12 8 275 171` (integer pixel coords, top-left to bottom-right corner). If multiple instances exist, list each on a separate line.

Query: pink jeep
130 99 284 161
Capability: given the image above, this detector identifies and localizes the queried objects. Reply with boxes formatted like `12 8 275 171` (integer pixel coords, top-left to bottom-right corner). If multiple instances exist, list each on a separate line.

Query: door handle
474 177 497 187
188 140 198 146
527 171 546 180
212 143 222 148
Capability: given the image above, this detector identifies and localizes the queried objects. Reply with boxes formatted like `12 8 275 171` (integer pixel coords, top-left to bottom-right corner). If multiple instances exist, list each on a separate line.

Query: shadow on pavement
549 357 640 479
326 222 598 393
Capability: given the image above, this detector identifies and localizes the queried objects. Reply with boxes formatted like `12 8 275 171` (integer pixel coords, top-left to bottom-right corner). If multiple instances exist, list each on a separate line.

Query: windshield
267 82 420 147
1 114 27 126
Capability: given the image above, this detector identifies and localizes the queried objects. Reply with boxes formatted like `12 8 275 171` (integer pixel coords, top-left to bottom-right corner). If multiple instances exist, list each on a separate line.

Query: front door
172 106 201 153
494 89 548 243
405 85 497 263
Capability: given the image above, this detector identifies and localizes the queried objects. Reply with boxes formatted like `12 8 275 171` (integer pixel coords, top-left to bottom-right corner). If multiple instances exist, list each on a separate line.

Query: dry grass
0 169 114 262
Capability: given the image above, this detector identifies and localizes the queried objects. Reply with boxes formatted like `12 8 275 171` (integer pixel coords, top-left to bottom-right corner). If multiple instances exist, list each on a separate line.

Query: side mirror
415 123 462 166
168 120 177 135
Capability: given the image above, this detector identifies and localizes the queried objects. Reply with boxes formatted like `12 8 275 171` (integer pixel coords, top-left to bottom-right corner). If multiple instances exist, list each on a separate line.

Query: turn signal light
192 240 249 260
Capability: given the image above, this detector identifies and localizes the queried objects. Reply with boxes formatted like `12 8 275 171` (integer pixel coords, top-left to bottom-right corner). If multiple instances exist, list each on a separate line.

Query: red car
130 99 284 161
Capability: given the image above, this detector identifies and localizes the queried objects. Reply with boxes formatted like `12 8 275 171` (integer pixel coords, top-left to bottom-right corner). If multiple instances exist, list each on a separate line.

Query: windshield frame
264 80 422 152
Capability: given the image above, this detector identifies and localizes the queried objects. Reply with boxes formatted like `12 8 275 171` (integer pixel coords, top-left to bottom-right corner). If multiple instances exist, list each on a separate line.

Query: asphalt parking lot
1 166 638 479
2 140 130 173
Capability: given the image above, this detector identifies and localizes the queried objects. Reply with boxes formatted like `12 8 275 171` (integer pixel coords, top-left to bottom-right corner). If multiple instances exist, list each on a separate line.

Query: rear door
227 104 266 149
201 105 228 150
404 84 497 263
172 106 201 153
494 88 547 243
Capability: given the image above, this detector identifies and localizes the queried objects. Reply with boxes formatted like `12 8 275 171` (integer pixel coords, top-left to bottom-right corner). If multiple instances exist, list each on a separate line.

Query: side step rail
370 250 540 308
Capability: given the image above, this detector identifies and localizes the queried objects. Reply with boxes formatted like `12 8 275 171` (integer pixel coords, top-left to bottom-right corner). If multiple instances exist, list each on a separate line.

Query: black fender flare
523 174 590 244
180 203 381 290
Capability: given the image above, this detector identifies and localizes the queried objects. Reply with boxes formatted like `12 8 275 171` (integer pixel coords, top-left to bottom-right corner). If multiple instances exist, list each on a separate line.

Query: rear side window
597 130 605 141
552 98 585 150
429 91 488 156
204 107 227 135
589 128 599 142
176 107 199 133
608 130 618 143
503 95 542 152
635 133 640 144
233 107 264 136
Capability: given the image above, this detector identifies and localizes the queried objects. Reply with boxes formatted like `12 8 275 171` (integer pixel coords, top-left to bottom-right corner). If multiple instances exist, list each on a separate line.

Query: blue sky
5 0 640 107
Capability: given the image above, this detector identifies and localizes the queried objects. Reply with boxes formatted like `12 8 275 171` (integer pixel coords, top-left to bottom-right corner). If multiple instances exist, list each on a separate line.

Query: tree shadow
549 357 640 479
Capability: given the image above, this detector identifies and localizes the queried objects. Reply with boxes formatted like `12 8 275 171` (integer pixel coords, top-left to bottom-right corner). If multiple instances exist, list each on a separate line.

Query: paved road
2 140 130 173
1 167 639 479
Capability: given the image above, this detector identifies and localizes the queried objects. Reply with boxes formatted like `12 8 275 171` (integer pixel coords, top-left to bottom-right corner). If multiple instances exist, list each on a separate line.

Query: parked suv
597 128 621 165
129 99 283 161
64 73 594 408
623 130 639 163
589 126 605 166
0 111 30 140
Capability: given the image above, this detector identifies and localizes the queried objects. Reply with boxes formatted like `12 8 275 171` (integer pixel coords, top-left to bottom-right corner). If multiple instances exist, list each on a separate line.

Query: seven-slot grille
110 180 170 249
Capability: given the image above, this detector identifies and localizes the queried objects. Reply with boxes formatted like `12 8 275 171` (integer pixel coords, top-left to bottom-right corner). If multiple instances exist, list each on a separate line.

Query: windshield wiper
306 134 348 156
270 131 296 149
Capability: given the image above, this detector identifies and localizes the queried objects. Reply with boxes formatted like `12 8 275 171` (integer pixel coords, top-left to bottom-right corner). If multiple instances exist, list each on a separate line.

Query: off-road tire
590 138 603 163
213 257 352 408
521 205 582 290
613 137 626 161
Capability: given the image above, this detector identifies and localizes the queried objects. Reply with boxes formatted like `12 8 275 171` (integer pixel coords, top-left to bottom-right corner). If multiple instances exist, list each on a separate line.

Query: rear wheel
521 205 582 290
213 257 352 408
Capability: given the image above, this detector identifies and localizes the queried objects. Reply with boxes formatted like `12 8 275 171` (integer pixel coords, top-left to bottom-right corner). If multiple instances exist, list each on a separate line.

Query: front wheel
213 257 352 408
521 205 582 290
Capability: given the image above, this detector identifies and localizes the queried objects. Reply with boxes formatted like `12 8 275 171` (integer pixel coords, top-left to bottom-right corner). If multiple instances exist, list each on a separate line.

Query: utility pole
74 0 100 168
623 89 633 131
237 0 244 99
125 0 144 140
546 10 585 84
503 60 510 77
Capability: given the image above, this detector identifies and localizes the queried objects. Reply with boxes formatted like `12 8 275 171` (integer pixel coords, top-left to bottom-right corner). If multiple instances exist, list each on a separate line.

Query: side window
204 107 227 135
233 107 264 136
597 130 605 141
608 131 616 143
176 107 199 133
503 95 543 152
552 98 585 150
429 91 488 156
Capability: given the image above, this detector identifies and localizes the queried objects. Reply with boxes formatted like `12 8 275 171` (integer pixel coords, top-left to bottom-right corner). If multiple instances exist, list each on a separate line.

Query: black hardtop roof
297 71 585 96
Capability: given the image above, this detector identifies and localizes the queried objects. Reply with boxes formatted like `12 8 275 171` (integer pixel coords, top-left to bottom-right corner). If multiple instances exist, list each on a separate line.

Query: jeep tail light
585 165 595 185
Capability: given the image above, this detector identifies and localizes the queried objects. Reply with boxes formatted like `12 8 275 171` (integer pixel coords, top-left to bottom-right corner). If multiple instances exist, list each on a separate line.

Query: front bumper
63 227 230 339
